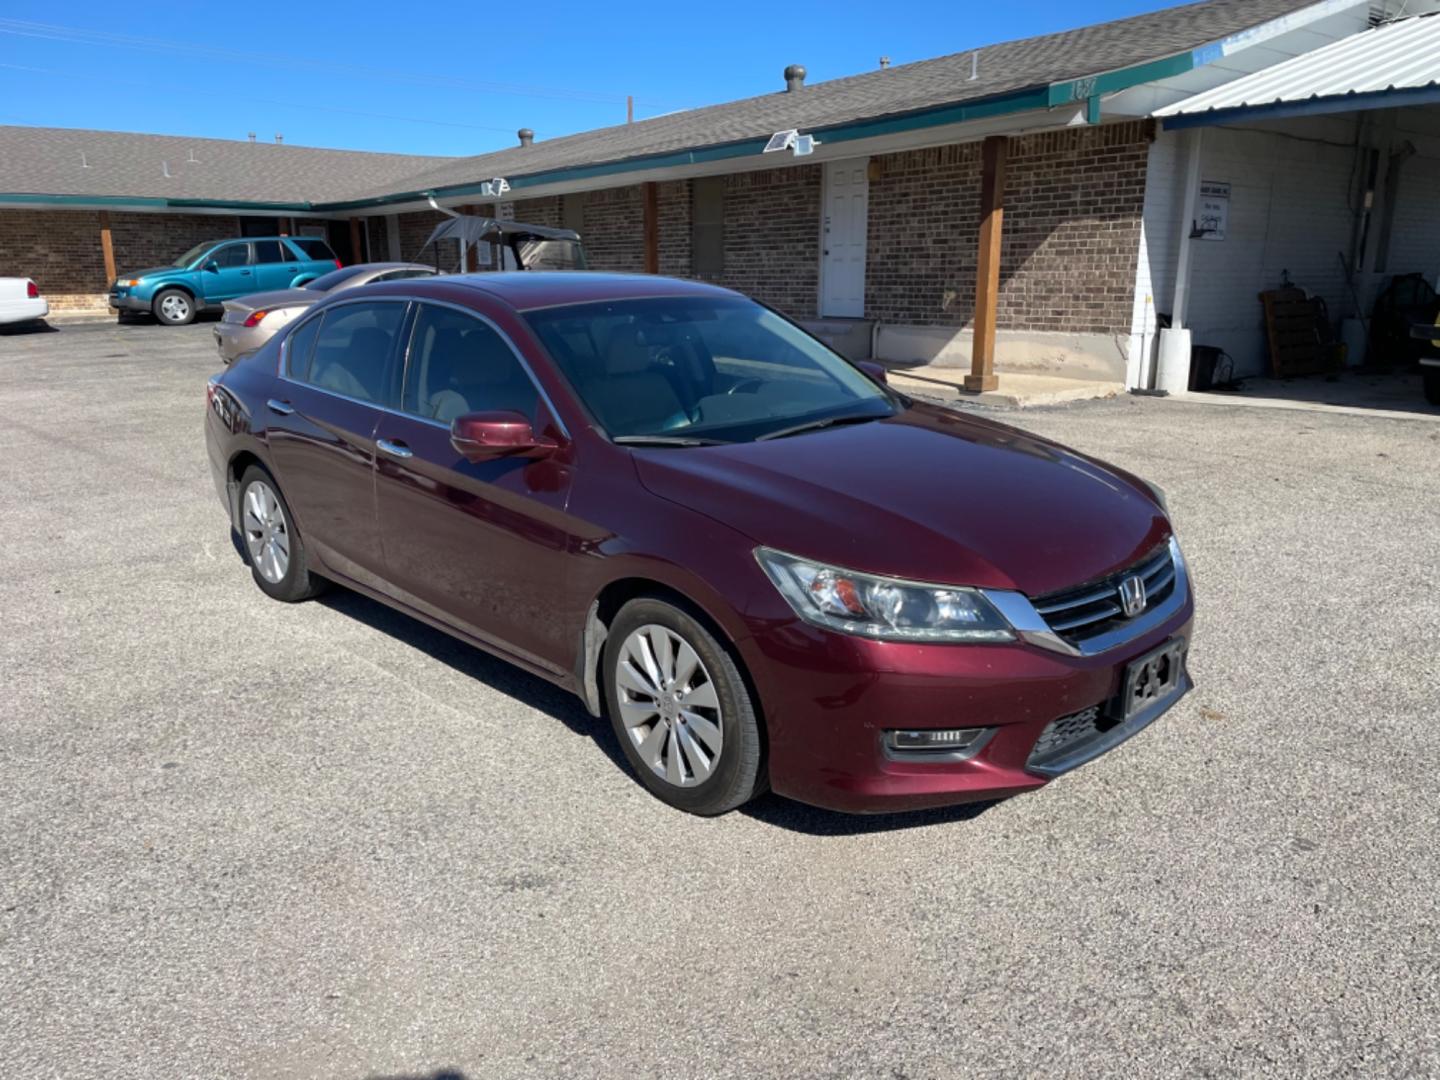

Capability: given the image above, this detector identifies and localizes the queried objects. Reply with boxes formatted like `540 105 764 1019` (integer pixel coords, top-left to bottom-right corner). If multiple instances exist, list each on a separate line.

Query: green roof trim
0 191 320 212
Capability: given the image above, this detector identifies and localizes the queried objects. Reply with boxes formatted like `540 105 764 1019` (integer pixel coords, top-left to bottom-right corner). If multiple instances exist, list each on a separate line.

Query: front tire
237 466 325 602
605 598 764 815
152 288 195 326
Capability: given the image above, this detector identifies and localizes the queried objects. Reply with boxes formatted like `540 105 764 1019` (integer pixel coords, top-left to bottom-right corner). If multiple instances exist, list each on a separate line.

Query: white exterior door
821 159 869 318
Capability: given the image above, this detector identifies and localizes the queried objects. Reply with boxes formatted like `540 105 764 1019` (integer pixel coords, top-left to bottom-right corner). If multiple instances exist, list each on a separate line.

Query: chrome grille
1033 544 1177 646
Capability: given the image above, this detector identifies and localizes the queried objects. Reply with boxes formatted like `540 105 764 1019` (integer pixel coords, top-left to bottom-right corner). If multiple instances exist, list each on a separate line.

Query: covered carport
1144 12 1440 414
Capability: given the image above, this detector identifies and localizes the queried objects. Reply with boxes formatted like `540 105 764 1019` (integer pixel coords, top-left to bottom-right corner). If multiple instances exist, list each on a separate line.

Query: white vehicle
0 277 49 325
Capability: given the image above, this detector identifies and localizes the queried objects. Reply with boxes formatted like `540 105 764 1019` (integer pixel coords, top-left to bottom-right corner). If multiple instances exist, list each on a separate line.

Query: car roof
439 271 741 312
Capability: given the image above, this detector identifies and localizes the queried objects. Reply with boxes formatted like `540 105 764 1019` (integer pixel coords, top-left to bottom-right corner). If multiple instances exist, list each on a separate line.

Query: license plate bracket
1118 638 1187 721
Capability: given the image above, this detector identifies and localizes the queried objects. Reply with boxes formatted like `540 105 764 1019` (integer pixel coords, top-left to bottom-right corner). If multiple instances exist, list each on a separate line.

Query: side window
401 304 539 424
303 302 407 406
284 313 323 381
253 240 285 264
374 269 435 283
212 243 251 268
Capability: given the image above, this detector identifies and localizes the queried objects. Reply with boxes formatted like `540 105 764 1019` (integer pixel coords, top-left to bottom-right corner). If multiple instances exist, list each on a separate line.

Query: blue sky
1 1 1174 158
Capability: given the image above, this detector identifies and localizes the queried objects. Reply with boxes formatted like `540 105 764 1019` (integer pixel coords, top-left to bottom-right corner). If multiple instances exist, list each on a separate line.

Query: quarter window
401 304 539 424
284 313 323 381
300 301 407 406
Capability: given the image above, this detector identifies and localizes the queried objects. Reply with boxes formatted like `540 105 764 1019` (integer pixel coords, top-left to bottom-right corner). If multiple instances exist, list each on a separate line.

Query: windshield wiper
612 435 731 447
757 413 883 442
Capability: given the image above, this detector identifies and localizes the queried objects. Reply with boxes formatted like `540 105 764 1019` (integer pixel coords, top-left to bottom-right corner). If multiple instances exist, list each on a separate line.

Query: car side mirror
450 410 557 462
204 260 220 273
858 360 889 385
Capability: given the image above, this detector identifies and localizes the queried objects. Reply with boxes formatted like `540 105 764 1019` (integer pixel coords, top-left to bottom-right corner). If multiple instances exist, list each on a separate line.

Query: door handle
377 438 413 459
266 398 294 415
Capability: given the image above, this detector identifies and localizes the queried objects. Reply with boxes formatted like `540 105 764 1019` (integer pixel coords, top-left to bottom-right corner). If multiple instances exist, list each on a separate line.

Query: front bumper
109 291 150 313
737 597 1194 814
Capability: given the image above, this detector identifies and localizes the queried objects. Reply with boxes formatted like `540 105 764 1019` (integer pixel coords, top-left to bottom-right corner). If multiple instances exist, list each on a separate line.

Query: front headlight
755 548 1014 643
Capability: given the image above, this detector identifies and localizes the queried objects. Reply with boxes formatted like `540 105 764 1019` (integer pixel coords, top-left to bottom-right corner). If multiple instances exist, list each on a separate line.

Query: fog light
885 728 986 753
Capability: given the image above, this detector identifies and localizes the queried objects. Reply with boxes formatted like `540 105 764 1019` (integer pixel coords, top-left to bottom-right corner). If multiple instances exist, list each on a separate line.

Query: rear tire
152 288 195 326
237 466 326 602
1424 368 1440 406
604 598 764 815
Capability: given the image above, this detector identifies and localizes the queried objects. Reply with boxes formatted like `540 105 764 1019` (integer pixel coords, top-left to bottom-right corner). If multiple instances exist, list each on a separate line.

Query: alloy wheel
614 623 724 788
242 480 291 584
160 294 190 321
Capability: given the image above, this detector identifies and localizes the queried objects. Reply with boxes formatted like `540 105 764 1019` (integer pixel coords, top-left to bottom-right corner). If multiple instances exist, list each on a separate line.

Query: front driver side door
371 301 578 676
201 241 257 303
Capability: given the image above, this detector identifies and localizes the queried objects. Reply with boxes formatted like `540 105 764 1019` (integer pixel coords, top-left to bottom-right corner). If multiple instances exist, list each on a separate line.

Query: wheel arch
579 575 768 766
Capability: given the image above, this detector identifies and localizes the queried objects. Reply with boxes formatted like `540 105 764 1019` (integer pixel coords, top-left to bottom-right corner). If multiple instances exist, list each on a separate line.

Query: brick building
5 0 1440 388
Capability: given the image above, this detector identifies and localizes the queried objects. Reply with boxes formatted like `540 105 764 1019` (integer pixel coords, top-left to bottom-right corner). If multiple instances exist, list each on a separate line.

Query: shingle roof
356 0 1321 202
0 125 444 204
0 0 1323 208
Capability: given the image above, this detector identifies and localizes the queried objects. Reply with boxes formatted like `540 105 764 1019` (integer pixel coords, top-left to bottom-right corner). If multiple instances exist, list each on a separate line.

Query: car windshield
525 296 895 444
173 241 220 268
304 266 371 291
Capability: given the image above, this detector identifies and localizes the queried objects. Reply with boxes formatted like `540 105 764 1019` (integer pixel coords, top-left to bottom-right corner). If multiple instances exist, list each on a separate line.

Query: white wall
1135 107 1440 381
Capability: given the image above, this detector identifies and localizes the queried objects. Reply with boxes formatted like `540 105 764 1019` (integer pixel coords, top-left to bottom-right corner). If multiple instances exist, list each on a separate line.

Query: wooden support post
98 209 116 285
966 135 1007 394
348 217 363 265
643 181 659 274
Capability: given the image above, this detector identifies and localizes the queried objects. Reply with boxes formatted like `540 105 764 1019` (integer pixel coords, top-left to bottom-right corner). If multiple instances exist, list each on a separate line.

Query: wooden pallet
1259 288 1337 377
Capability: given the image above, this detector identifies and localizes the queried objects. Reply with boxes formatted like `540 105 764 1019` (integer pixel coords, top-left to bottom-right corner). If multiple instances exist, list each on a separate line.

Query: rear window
292 237 337 261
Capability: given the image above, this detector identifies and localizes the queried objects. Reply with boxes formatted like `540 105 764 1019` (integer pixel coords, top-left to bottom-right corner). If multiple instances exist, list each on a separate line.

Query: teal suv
110 236 340 326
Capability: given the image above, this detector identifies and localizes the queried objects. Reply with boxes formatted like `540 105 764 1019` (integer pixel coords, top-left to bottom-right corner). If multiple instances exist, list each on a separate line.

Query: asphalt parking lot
3 316 1438 1079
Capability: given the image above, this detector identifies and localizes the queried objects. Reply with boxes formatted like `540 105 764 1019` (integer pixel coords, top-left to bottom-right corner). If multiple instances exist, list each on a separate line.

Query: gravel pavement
2 318 1438 1079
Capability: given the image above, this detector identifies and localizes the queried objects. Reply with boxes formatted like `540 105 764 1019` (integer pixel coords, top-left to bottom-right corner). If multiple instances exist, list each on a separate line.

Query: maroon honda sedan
205 272 1193 815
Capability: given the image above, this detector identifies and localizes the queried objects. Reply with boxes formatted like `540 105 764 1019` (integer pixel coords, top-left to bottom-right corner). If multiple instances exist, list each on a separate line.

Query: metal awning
1157 14 1440 129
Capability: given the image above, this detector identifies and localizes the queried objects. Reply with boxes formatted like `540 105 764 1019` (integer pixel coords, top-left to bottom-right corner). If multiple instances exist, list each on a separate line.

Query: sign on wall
1197 181 1230 241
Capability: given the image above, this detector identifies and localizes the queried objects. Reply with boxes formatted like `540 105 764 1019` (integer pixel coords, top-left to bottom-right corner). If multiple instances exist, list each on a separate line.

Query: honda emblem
1118 575 1146 618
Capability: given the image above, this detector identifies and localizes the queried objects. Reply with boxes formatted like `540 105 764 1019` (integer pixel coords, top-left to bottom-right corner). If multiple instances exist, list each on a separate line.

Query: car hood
222 288 315 312
120 266 185 281
631 403 1169 596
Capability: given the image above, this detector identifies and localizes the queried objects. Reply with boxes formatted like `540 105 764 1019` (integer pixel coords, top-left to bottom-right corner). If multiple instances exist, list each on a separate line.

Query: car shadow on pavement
0 320 58 335
740 792 998 836
314 587 631 777
314 578 1002 837
363 1071 468 1080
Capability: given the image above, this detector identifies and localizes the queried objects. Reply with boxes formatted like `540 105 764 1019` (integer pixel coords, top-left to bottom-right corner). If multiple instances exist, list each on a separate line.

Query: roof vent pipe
879 56 890 69
518 128 534 147
784 64 806 92
275 133 283 144
247 132 256 143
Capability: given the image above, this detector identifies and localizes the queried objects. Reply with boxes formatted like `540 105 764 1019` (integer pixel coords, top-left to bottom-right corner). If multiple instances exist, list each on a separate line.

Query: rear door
201 241 258 302
265 299 410 589
372 300 577 673
252 239 301 291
